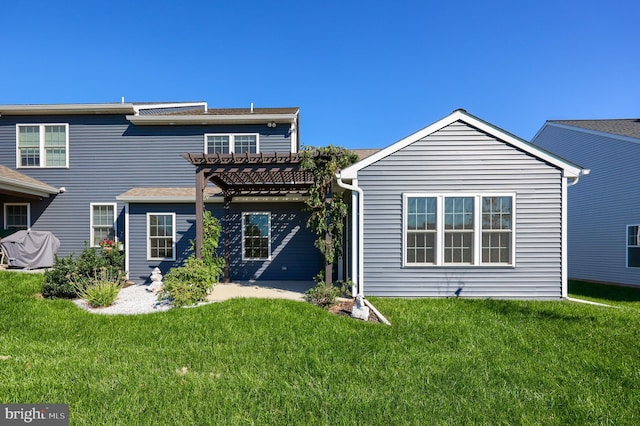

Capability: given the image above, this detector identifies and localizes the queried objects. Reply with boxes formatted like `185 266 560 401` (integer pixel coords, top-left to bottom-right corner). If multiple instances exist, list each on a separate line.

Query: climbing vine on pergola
301 145 358 285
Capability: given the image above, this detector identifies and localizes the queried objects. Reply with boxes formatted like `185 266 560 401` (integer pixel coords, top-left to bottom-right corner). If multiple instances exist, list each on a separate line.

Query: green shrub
71 267 124 307
43 242 126 299
305 278 341 308
161 257 222 307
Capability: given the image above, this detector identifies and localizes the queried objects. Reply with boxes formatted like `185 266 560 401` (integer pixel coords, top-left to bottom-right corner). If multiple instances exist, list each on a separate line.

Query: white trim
341 110 585 179
241 212 271 261
1 104 136 115
561 179 568 297
128 113 298 126
132 102 207 115
3 202 30 230
146 212 176 261
16 123 69 169
204 133 260 154
124 203 130 280
89 203 117 247
625 224 640 269
403 193 516 267
290 120 298 153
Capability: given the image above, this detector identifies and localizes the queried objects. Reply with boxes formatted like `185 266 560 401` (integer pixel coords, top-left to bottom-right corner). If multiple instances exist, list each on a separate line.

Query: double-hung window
242 212 270 260
90 203 116 247
205 134 258 154
16 124 69 168
147 213 176 260
404 194 514 266
627 225 640 268
4 203 30 230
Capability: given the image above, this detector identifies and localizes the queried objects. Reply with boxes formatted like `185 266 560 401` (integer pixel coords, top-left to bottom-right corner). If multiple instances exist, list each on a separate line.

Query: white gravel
73 284 172 315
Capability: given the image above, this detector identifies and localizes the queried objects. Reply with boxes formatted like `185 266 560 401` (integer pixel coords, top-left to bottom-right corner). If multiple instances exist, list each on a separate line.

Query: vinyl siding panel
358 122 563 298
532 124 640 286
0 115 295 264
127 202 321 284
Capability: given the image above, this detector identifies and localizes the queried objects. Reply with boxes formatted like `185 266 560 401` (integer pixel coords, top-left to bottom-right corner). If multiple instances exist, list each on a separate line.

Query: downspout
336 173 364 298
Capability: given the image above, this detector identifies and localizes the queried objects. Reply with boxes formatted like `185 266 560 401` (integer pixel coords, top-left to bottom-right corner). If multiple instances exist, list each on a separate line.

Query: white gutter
336 173 364 298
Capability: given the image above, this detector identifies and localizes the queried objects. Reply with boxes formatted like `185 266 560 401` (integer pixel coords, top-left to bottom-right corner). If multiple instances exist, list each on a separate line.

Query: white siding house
339 110 588 299
532 118 640 287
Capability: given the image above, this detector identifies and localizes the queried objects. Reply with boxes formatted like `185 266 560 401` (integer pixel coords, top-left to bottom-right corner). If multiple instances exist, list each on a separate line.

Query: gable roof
548 119 640 140
340 109 587 180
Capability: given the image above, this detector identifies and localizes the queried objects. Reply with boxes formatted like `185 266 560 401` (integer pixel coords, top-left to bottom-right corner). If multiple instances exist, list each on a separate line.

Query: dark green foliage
161 210 224 306
304 279 340 308
42 242 125 299
162 257 222 307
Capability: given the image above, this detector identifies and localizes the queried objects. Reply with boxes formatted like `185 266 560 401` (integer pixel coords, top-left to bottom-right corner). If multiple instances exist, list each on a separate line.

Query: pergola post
195 167 206 259
223 192 232 283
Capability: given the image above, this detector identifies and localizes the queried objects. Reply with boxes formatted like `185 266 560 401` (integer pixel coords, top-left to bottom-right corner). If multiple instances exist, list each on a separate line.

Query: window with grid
148 213 175 260
91 204 116 247
444 197 474 264
242 212 270 260
406 197 437 264
482 196 512 264
204 134 258 154
4 203 29 230
17 124 68 167
627 225 640 268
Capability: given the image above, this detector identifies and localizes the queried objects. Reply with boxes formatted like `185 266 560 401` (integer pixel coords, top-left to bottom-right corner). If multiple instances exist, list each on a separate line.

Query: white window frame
626 225 640 268
242 212 271 261
147 212 176 261
403 193 515 267
16 123 70 168
204 133 260 154
4 203 30 230
90 203 117 247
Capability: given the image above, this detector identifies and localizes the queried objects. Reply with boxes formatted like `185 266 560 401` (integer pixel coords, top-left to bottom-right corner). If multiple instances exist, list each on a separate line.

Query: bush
71 267 124 307
43 242 125 299
160 257 223 307
305 279 341 308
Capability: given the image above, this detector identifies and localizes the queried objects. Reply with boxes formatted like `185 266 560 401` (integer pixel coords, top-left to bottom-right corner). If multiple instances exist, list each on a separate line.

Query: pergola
182 152 323 282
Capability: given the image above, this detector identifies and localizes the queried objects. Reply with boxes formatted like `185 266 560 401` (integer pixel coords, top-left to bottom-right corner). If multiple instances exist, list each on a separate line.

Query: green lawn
1 272 639 425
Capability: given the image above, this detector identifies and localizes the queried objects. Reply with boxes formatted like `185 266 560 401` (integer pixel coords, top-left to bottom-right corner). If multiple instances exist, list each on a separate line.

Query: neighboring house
338 109 587 299
0 102 322 283
532 118 640 287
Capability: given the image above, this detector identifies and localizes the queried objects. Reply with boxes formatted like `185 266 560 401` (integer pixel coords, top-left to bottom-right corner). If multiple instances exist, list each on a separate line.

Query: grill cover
1 230 60 269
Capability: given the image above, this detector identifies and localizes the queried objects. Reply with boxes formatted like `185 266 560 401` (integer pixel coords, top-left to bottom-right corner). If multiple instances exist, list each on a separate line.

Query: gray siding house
532 119 640 287
338 110 587 299
0 102 322 284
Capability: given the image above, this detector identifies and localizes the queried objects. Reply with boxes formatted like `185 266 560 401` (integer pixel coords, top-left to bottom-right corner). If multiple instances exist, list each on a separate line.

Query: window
90 203 116 247
147 213 175 260
4 203 30 230
627 225 640 268
205 134 258 154
16 124 69 168
404 194 514 266
242 212 270 260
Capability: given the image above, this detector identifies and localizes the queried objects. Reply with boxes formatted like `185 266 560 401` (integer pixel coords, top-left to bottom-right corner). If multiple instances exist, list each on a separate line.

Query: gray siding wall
127 202 321 284
0 115 293 259
533 125 640 286
358 121 564 298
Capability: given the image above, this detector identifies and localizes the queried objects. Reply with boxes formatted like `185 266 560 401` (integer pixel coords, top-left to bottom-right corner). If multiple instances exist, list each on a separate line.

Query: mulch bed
329 299 380 323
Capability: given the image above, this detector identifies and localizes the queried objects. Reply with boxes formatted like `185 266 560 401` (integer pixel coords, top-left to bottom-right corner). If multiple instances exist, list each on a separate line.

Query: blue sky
1 0 638 149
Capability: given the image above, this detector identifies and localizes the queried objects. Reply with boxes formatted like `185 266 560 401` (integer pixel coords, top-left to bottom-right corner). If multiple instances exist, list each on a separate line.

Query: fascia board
127 113 298 126
0 178 59 197
0 104 136 115
340 110 586 179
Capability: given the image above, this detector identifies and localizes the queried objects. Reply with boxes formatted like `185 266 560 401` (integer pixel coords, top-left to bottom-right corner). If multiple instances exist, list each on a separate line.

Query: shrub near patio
1 273 639 425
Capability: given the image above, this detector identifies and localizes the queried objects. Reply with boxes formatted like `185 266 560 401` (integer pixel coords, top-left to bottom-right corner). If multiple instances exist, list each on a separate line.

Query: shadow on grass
480 299 595 322
569 280 640 302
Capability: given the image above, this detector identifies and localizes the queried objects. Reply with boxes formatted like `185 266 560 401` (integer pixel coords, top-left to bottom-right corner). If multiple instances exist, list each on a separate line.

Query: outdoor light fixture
267 122 277 128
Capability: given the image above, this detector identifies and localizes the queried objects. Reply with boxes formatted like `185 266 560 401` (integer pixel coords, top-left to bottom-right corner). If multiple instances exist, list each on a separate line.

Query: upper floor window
205 134 258 154
90 203 116 247
404 194 514 266
4 203 30 230
16 124 69 168
627 225 640 268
